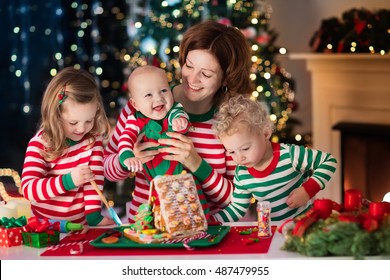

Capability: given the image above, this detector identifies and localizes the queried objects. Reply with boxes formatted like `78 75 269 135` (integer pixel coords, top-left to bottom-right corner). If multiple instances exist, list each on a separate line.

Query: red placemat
40 226 276 257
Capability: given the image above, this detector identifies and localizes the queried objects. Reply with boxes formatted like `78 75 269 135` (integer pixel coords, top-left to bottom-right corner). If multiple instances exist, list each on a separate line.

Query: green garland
310 8 390 53
282 213 390 259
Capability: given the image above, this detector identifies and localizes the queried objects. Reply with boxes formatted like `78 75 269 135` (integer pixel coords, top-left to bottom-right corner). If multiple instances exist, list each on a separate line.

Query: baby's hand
98 216 116 226
286 187 310 208
124 157 143 172
172 117 189 132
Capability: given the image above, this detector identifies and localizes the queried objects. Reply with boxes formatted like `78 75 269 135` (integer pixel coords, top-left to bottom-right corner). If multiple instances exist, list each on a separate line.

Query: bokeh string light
9 1 32 115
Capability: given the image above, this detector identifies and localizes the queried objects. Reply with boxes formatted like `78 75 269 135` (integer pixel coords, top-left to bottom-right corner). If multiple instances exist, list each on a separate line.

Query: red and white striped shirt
104 101 235 223
21 130 105 224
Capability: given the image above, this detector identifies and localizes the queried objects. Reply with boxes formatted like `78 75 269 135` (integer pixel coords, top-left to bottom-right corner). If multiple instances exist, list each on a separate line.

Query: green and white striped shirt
213 142 337 222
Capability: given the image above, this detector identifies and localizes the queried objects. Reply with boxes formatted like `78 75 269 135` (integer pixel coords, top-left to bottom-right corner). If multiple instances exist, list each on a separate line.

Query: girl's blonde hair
213 95 274 137
40 67 110 161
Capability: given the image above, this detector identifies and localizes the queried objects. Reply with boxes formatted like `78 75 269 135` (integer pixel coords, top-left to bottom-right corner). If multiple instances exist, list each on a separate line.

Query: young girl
21 67 115 226
211 95 338 222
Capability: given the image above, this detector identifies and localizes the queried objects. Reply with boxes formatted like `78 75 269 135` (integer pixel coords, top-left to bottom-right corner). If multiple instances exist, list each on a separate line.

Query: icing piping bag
90 180 122 226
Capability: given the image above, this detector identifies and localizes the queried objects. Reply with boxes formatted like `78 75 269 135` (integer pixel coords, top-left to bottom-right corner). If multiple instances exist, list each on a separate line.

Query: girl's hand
97 216 116 226
71 165 95 187
286 187 310 208
157 132 202 172
133 132 160 163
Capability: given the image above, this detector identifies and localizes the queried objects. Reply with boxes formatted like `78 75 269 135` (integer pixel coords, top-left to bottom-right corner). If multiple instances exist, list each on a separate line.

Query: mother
104 20 253 222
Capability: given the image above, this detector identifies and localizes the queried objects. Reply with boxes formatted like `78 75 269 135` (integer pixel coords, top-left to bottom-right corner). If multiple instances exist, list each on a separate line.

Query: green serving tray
90 225 230 248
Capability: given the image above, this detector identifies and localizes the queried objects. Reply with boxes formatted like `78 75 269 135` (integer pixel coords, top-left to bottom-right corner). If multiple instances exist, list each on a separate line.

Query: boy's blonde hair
213 95 274 137
40 67 110 161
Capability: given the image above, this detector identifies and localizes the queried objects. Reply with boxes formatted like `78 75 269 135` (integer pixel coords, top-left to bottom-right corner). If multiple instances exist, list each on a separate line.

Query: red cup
369 202 388 220
314 199 333 219
344 189 362 211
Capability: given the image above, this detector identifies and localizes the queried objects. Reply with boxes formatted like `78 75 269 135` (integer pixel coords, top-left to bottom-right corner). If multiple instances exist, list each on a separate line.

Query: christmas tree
125 0 305 144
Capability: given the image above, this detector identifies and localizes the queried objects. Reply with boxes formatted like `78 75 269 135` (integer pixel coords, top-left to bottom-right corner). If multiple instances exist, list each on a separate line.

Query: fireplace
290 54 390 203
333 122 390 203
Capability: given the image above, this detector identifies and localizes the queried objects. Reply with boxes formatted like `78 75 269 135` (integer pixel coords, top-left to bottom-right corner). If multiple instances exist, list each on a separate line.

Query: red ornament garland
286 189 390 237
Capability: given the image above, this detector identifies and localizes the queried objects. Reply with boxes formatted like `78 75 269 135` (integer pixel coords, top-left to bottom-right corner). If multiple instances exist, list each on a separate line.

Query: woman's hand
157 132 202 172
133 132 160 163
71 165 95 187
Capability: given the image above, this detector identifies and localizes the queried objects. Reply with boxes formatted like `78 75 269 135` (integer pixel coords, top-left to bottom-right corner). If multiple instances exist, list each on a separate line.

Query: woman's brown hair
179 20 253 106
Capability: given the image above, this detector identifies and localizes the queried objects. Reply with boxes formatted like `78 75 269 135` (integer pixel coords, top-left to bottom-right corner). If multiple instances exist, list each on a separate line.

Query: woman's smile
187 82 202 91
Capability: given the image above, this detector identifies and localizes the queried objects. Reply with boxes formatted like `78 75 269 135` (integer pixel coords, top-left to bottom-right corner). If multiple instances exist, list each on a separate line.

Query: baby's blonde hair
39 67 110 161
213 95 274 138
127 65 168 98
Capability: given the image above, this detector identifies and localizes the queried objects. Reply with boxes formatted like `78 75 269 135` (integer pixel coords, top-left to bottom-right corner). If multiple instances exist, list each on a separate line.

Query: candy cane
162 232 210 250
46 239 90 251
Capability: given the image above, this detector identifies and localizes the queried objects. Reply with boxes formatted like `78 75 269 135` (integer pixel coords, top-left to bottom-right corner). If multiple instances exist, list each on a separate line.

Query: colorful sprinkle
257 201 272 238
239 229 252 235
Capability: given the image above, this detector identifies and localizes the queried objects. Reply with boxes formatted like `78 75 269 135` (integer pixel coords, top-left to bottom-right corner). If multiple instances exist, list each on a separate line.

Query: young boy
211 95 337 222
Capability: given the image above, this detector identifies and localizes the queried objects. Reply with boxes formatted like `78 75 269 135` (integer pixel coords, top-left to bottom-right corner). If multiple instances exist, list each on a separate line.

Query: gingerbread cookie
101 236 119 244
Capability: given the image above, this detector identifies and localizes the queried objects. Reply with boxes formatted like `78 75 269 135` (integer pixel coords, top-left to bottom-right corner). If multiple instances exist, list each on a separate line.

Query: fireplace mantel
290 53 390 203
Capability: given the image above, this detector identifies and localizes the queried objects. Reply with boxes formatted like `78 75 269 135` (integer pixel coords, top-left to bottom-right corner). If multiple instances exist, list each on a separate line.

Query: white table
0 222 386 260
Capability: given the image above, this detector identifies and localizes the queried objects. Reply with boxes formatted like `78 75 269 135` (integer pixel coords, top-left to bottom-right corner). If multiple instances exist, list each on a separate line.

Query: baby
118 65 190 180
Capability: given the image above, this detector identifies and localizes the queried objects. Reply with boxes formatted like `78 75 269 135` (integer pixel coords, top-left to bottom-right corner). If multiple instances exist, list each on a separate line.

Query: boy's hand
124 157 143 172
172 117 188 132
286 187 310 208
